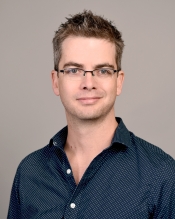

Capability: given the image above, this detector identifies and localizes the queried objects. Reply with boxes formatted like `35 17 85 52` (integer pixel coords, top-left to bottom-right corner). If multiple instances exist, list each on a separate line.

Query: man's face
51 36 124 121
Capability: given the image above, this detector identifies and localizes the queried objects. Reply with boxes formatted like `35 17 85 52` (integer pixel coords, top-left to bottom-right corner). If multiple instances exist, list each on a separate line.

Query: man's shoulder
15 126 67 176
117 117 175 169
130 131 175 173
16 145 51 174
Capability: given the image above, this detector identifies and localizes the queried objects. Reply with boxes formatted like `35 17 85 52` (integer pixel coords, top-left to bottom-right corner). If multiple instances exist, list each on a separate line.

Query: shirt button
53 141 57 146
70 203 76 209
67 169 71 174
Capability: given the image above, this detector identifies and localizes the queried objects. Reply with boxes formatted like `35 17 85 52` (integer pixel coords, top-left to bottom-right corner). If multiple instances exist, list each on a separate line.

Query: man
8 10 175 218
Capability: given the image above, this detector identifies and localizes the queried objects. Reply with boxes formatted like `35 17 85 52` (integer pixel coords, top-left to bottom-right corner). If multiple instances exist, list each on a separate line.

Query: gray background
0 0 175 218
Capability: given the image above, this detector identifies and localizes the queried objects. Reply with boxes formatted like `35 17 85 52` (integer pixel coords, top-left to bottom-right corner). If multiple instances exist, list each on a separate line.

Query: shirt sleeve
7 168 21 219
152 159 175 218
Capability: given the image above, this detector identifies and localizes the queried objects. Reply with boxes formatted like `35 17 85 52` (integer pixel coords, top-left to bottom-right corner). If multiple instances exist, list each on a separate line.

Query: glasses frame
57 68 121 78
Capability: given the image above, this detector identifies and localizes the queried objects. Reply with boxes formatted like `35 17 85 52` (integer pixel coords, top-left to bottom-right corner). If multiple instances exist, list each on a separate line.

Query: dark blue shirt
8 118 175 218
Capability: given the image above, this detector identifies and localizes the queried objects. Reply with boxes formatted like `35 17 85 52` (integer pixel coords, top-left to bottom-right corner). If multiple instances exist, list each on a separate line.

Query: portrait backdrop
0 0 175 218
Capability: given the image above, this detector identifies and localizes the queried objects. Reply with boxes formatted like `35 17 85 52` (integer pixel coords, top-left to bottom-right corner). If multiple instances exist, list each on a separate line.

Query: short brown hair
53 10 124 71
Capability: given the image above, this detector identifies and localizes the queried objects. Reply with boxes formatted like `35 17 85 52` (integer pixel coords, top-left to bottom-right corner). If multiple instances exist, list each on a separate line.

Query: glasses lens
95 69 114 77
63 68 83 80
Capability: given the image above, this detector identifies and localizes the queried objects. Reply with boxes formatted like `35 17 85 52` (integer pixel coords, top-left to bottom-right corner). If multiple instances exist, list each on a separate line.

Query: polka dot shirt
8 118 175 218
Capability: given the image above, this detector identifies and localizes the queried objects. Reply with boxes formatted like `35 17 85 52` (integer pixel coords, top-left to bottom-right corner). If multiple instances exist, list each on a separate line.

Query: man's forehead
60 36 117 67
62 35 115 49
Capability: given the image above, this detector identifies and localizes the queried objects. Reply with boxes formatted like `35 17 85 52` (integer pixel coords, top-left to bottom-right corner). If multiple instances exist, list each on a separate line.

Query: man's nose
80 71 97 90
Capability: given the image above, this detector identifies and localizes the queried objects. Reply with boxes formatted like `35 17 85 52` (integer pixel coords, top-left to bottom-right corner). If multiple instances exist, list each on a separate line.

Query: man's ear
116 70 124 96
51 70 60 96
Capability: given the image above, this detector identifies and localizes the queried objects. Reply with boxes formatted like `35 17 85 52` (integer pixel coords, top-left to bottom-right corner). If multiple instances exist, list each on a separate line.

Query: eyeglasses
57 68 120 81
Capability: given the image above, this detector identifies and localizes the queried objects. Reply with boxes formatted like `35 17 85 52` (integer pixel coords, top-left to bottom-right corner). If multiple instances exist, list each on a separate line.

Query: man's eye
69 68 78 74
99 69 109 74
65 68 78 74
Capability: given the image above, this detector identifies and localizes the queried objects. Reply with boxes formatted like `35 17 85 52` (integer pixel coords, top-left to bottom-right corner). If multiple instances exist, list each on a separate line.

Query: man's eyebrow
94 63 115 69
62 62 115 69
63 62 84 68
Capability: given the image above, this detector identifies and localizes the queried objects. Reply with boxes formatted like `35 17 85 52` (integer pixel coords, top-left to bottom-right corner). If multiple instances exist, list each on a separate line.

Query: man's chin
66 105 114 122
76 114 100 120
73 111 106 121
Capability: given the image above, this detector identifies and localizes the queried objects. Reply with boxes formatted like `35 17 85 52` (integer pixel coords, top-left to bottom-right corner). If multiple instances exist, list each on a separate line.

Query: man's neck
65 114 118 154
64 113 118 184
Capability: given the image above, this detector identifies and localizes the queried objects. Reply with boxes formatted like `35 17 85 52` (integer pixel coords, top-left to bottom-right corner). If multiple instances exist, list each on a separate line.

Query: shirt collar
111 117 131 148
50 117 131 150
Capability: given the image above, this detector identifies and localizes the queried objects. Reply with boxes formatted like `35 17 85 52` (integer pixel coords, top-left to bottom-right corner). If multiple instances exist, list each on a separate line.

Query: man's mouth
76 97 101 104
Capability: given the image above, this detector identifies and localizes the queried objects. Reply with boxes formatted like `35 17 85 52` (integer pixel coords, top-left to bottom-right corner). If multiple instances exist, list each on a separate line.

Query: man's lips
76 97 102 104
